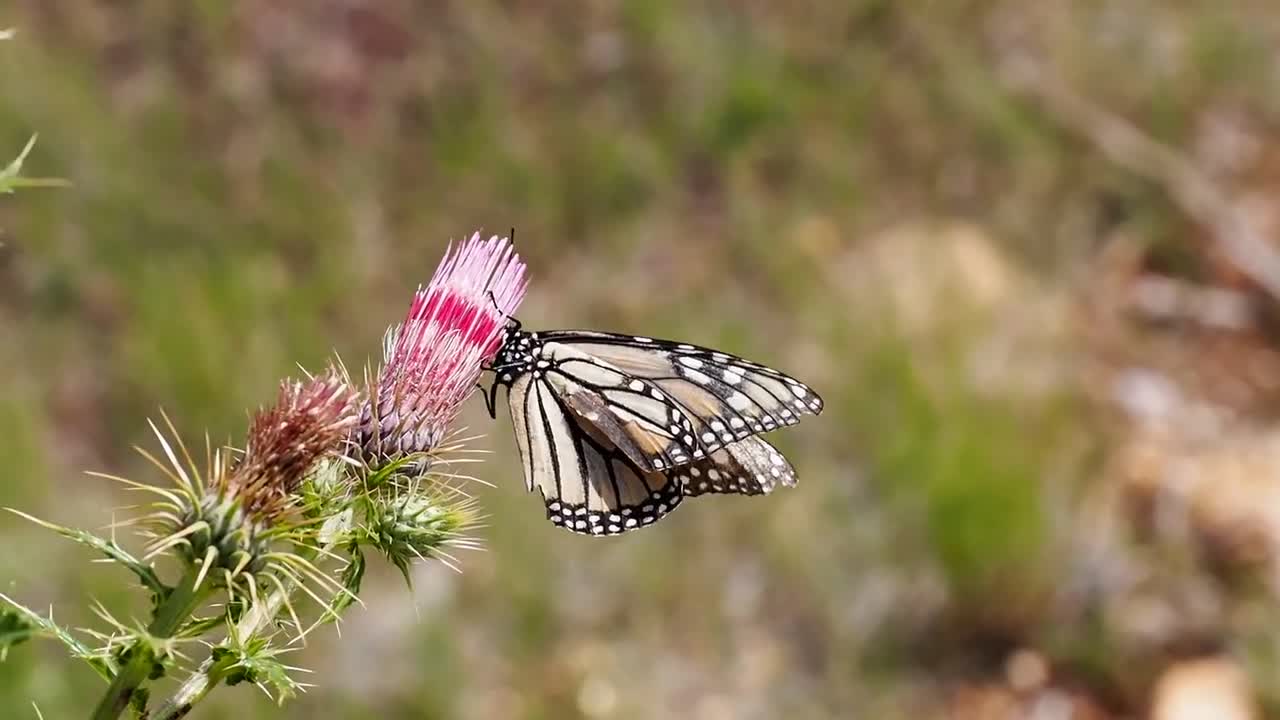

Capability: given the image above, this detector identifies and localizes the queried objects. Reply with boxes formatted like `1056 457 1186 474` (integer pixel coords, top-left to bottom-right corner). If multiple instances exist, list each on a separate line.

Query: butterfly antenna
484 227 518 319
487 290 523 334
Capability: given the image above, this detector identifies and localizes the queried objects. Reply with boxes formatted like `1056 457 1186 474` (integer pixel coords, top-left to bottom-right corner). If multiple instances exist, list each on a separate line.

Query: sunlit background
3 3 1280 718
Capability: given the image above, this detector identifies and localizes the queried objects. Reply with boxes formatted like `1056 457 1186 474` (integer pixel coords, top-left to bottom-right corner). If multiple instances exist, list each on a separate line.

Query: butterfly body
489 324 822 535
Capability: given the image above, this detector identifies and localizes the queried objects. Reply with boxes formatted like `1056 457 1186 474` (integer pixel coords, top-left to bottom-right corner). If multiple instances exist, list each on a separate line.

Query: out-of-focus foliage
3 2 1280 718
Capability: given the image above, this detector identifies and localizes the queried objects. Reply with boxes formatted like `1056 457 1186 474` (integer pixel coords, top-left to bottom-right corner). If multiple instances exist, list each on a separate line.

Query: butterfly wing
676 435 797 497
505 373 538 492
537 331 822 471
507 373 802 535
507 372 683 535
537 341 700 471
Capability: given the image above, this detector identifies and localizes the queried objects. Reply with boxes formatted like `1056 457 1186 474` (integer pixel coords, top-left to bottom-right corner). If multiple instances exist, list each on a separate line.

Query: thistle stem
90 570 211 720
151 549 318 720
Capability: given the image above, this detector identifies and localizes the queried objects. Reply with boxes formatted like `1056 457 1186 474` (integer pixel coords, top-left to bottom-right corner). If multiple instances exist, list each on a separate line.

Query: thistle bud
359 232 526 463
167 372 359 582
369 491 477 580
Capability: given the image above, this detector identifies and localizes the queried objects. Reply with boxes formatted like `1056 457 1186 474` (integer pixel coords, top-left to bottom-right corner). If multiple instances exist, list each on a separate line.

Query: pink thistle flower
360 232 527 461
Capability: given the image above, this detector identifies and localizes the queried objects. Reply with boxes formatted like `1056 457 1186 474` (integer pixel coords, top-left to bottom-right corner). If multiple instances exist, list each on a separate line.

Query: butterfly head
493 330 533 368
492 317 535 371
482 318 541 418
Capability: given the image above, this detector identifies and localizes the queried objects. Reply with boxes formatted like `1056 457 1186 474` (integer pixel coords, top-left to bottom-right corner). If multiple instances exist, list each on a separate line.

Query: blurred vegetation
3 2 1280 718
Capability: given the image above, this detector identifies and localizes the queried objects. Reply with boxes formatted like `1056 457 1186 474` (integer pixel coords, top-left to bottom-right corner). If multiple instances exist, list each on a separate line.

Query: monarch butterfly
485 321 823 535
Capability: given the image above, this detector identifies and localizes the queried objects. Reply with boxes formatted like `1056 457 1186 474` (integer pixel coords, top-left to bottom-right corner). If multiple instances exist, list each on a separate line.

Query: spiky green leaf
128 687 151 718
0 595 115 679
6 509 166 598
176 615 224 639
0 135 69 194
0 606 35 660
320 544 365 624
364 454 427 491
214 636 302 704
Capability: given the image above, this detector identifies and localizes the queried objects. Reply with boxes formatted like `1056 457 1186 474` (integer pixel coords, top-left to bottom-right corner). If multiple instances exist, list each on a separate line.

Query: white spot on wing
683 368 713 385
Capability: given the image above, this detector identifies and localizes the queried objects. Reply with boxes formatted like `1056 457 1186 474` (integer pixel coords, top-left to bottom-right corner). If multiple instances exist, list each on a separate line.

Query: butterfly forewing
541 341 702 472
677 436 797 497
540 331 822 455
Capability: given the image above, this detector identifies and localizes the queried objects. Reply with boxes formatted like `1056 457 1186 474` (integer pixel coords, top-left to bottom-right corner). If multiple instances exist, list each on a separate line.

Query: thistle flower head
163 372 359 584
224 372 360 521
360 232 527 461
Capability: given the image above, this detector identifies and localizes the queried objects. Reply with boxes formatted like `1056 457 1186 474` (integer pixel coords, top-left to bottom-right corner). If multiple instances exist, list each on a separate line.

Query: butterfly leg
477 381 500 419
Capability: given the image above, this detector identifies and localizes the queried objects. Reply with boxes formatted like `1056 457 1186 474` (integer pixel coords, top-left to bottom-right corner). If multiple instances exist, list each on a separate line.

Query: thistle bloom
360 232 527 460
225 372 360 520
168 372 360 577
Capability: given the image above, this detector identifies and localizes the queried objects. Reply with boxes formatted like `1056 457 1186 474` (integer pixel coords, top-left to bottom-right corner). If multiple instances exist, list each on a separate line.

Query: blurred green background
5 2 1280 718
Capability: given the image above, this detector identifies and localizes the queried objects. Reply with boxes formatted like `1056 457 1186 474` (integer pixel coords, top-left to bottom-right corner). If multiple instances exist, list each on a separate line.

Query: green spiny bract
366 486 479 582
172 494 272 581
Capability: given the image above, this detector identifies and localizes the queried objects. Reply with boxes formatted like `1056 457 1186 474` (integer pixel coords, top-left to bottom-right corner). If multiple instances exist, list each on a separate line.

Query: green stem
151 549 320 720
90 571 210 720
150 591 289 720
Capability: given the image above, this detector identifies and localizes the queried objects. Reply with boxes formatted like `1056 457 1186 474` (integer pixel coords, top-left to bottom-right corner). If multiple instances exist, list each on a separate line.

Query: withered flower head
359 232 527 461
225 371 360 520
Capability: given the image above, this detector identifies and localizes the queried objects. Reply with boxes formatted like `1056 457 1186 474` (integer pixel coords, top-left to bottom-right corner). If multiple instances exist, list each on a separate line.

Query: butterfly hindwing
508 371 683 535
506 374 537 492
